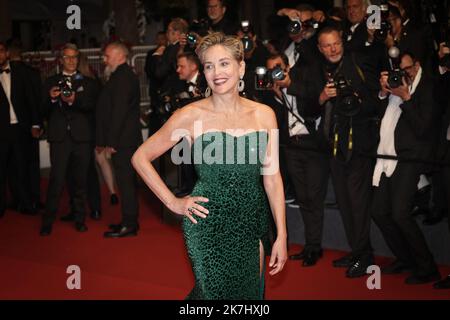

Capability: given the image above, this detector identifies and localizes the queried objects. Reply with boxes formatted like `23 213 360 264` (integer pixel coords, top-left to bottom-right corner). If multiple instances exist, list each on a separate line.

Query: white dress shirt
0 62 18 124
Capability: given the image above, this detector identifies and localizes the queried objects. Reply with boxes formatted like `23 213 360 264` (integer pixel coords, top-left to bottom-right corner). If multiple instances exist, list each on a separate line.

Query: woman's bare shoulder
241 98 276 125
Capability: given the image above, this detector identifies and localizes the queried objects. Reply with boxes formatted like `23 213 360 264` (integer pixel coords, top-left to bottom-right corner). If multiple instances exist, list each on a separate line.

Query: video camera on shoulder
255 65 286 90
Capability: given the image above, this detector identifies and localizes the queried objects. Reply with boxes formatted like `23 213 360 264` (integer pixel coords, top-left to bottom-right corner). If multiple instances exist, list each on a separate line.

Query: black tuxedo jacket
0 62 39 140
380 75 437 160
96 63 143 149
42 72 98 143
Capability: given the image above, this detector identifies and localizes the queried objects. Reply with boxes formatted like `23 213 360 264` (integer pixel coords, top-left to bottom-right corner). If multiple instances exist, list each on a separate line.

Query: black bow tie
0 68 10 74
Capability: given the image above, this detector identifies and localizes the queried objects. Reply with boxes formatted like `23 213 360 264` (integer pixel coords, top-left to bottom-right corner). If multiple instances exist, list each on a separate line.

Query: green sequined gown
183 131 270 300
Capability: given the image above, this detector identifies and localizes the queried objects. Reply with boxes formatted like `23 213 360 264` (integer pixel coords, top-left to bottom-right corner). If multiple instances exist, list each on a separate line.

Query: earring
204 87 211 98
238 78 245 92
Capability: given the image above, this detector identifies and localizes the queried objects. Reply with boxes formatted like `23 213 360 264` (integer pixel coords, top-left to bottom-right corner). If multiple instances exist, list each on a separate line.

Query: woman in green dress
132 32 287 299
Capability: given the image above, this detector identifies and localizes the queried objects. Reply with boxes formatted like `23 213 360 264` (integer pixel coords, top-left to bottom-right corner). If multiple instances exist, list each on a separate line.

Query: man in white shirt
0 41 38 218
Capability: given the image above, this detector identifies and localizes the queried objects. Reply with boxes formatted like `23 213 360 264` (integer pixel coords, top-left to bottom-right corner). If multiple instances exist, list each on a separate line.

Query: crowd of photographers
0 0 449 289
143 0 450 288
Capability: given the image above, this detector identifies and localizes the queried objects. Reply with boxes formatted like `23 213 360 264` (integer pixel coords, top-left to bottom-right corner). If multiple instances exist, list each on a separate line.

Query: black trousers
330 155 374 257
29 137 41 205
111 147 139 228
68 146 101 212
372 163 438 275
43 134 90 225
0 125 31 211
284 136 329 251
443 141 450 232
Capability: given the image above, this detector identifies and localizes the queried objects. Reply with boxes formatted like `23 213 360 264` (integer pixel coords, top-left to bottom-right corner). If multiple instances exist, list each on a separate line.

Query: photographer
40 43 98 236
277 4 321 68
263 53 329 267
152 18 189 98
372 52 440 285
432 43 450 289
171 52 206 197
315 26 381 278
206 0 238 35
236 21 270 102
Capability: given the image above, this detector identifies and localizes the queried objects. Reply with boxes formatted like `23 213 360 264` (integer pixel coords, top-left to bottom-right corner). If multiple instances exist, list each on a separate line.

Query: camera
387 69 407 88
240 20 254 53
373 0 391 42
255 65 286 90
439 42 450 69
186 33 197 47
58 77 73 98
329 75 362 117
287 18 319 35
190 19 210 37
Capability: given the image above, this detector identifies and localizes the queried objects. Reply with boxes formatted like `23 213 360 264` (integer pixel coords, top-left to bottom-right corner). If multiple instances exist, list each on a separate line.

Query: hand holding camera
319 82 337 105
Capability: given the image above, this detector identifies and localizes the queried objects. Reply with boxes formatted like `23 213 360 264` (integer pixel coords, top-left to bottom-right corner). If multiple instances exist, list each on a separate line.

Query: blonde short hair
195 32 244 64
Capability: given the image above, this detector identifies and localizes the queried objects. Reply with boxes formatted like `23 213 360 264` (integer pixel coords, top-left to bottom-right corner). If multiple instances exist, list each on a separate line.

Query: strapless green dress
183 131 271 300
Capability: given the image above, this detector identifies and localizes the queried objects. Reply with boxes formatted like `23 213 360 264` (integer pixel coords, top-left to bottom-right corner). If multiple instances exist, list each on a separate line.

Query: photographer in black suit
0 41 39 218
315 26 381 278
40 43 98 236
263 53 329 267
433 43 450 289
372 52 440 285
97 41 142 238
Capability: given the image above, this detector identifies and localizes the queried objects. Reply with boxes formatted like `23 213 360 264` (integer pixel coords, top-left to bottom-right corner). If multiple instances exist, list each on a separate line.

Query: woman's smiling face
202 44 245 95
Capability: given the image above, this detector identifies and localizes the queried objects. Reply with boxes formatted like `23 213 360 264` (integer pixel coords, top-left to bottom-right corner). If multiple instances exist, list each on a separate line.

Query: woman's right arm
131 106 209 224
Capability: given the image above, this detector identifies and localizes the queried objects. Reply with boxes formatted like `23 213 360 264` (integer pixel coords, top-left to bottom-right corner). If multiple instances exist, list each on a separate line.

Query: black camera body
241 20 254 53
186 33 197 47
439 42 450 69
190 19 210 37
330 75 362 117
287 19 319 35
373 0 391 42
255 65 286 90
387 69 407 89
58 77 73 98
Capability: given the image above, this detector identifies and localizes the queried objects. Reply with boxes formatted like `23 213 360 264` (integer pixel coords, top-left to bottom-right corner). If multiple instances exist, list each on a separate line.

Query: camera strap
280 90 307 128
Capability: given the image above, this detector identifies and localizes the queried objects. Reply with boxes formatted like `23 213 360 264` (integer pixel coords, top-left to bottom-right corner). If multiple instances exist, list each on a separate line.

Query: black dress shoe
104 226 138 238
110 194 119 205
75 222 88 232
90 210 102 220
289 250 306 260
333 253 354 268
302 250 323 267
405 271 441 285
346 256 374 278
433 276 450 289
423 208 445 226
40 224 53 236
60 213 76 222
381 260 414 274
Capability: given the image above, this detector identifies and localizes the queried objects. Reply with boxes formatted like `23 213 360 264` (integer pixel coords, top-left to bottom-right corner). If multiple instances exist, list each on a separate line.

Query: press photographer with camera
372 52 440 285
236 20 270 101
206 0 239 35
262 53 329 267
40 43 99 236
276 4 321 68
315 26 381 278
431 42 450 289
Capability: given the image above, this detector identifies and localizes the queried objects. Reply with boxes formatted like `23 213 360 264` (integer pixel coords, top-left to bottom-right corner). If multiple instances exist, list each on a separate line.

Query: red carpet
0 181 449 300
